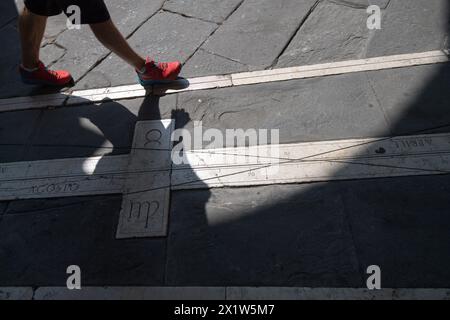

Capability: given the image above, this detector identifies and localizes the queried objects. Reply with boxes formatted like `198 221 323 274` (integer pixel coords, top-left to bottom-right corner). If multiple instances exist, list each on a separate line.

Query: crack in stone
161 8 219 25
364 72 394 135
73 4 168 87
267 0 322 69
44 41 68 67
182 0 246 71
200 48 249 67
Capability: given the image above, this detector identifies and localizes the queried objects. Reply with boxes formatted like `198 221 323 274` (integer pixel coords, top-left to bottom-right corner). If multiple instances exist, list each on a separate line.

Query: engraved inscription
127 200 160 229
393 138 433 149
145 129 162 147
32 182 80 194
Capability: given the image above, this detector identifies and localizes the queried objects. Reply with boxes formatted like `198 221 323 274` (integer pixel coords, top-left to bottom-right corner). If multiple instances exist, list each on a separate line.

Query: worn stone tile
76 12 217 90
41 43 66 66
175 73 390 146
0 195 166 286
341 175 450 288
166 184 361 286
202 0 317 69
51 0 166 82
163 0 243 23
277 1 370 67
366 64 450 135
366 0 449 57
41 13 69 45
50 27 109 82
0 109 41 163
25 94 176 161
183 49 249 77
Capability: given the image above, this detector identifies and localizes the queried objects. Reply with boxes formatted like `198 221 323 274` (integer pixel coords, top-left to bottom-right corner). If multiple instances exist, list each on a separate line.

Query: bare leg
18 7 47 69
90 19 145 70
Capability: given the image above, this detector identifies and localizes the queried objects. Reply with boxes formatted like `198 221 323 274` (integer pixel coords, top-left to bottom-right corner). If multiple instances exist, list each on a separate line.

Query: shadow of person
163 4 450 289
0 88 212 286
2 0 450 291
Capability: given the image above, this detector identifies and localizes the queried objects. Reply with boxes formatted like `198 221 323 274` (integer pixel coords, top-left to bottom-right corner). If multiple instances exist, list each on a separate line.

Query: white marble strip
231 50 449 86
2 132 450 199
171 132 450 189
0 50 447 112
0 92 68 112
0 155 129 200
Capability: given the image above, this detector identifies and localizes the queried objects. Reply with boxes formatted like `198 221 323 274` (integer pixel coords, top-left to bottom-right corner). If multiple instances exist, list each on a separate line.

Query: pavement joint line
0 50 448 112
1 286 449 300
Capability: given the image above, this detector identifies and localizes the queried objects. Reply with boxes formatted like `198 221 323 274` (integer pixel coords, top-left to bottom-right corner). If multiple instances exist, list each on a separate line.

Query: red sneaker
137 57 182 86
19 61 74 87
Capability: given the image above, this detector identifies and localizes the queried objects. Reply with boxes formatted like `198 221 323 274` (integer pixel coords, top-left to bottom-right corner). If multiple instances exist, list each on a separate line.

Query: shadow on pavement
0 0 450 289
166 3 450 288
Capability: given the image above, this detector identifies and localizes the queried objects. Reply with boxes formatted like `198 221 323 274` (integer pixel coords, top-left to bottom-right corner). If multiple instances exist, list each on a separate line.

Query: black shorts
24 0 111 24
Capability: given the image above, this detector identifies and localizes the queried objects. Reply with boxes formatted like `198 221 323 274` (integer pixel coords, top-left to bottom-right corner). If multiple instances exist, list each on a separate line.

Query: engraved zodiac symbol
128 200 160 229
144 129 162 147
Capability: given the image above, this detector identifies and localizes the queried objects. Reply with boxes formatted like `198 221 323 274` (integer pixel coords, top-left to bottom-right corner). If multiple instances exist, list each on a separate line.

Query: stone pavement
0 0 450 294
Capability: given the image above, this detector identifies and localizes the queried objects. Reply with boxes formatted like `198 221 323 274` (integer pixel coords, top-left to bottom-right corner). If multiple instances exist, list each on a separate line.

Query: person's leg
89 19 145 70
18 7 48 69
89 18 181 85
69 0 181 85
18 3 73 86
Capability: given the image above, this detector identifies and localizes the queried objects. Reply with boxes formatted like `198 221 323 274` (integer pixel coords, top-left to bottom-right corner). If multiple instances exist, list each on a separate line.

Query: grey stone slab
0 195 166 286
0 109 41 163
276 1 370 68
183 49 249 77
202 0 317 69
51 0 165 82
366 64 450 136
26 94 176 161
163 0 243 23
76 12 217 90
341 175 450 288
166 184 361 286
41 14 69 46
41 43 66 66
175 73 390 147
366 0 449 57
50 27 110 82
